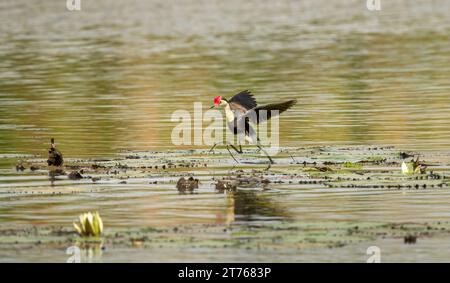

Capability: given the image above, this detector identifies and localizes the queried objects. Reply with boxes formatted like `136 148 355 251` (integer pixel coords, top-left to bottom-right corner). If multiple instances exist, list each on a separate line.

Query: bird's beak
209 105 215 109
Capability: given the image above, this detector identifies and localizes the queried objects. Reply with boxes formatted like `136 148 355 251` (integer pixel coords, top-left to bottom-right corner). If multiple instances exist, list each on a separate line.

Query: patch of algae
2 220 450 253
3 145 450 255
9 146 450 197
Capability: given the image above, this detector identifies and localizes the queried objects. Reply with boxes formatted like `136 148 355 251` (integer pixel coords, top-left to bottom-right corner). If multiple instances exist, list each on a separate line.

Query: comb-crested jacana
209 90 297 167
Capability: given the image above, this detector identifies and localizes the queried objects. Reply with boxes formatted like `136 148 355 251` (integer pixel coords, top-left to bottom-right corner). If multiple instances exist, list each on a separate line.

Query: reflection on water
0 0 449 158
2 152 450 262
66 241 104 263
1 171 450 227
0 175 289 227
216 190 289 225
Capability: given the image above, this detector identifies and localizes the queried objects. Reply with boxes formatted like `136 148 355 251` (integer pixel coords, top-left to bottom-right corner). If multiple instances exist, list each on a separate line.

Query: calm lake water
0 0 449 157
0 0 450 262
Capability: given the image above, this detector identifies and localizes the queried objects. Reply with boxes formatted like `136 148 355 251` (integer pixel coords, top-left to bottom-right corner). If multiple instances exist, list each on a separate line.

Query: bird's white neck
224 103 235 122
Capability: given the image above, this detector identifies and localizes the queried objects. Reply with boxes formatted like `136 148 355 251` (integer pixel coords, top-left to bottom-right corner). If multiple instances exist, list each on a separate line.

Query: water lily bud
401 161 414 175
73 211 104 237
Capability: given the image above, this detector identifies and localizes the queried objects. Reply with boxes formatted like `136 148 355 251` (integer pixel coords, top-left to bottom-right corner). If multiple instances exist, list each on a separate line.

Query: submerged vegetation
1 145 450 261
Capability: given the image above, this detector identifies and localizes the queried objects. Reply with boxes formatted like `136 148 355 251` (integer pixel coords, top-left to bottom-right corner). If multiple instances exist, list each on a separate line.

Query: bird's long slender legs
255 138 262 153
209 143 242 163
226 145 240 163
256 144 274 165
208 143 218 153
229 144 243 154
209 143 241 154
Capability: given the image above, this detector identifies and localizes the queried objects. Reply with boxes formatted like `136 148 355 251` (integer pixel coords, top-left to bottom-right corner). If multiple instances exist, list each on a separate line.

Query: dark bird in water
209 90 297 166
47 138 64 166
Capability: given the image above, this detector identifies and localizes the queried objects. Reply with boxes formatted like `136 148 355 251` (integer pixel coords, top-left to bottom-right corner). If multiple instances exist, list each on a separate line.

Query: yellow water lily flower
401 157 425 175
73 211 103 237
401 161 414 174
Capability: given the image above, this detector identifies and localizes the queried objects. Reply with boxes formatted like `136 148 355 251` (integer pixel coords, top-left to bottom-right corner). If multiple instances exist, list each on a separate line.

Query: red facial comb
213 96 222 106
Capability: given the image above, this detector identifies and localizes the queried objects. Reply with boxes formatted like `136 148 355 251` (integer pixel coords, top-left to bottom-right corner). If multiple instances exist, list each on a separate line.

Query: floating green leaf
343 162 363 169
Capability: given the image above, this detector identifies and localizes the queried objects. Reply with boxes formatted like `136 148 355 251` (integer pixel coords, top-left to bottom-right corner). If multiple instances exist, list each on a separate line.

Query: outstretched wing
229 90 257 112
241 99 297 124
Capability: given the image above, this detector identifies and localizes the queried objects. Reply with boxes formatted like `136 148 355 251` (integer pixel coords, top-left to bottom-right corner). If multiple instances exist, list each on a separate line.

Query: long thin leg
226 145 240 163
255 138 262 153
257 144 274 165
227 164 237 175
290 154 296 162
265 161 272 171
229 144 243 154
208 143 218 153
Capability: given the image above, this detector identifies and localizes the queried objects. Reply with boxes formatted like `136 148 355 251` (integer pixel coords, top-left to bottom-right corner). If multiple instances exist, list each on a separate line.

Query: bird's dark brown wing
229 90 257 111
242 99 297 124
